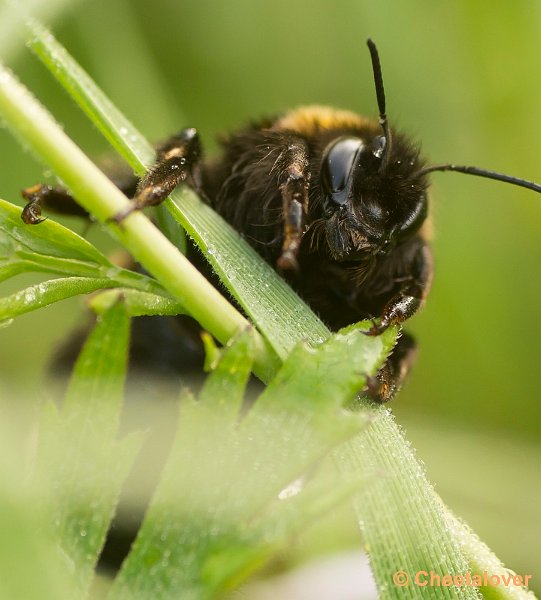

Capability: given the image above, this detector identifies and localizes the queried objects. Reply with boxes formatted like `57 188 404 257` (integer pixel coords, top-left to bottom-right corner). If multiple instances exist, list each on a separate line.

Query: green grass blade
0 0 82 60
36 300 144 596
0 198 183 300
0 399 79 600
0 195 190 317
89 288 185 317
445 513 536 600
27 18 155 172
0 253 101 282
0 276 117 319
62 298 129 419
338 420 477 600
198 329 255 417
0 197 110 265
167 195 330 358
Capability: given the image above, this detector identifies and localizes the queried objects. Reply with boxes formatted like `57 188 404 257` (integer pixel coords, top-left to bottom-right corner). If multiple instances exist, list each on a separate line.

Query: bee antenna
366 38 392 172
416 164 541 195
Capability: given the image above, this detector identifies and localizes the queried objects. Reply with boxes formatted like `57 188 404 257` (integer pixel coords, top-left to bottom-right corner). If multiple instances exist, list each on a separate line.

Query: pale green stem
0 64 278 381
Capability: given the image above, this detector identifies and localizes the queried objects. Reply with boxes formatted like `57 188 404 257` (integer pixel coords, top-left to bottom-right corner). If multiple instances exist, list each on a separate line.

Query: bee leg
275 142 310 270
110 127 202 223
364 332 417 402
366 295 423 336
21 169 141 225
366 239 432 336
21 184 90 224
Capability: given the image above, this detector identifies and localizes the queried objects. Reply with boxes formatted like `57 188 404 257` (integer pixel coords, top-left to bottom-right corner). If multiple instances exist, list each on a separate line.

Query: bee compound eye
398 194 428 238
321 137 364 207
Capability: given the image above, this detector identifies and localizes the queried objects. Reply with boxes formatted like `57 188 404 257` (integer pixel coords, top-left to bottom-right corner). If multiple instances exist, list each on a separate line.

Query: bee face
317 131 428 262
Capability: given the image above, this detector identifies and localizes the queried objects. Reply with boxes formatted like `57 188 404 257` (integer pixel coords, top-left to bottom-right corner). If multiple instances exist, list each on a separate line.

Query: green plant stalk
0 64 278 381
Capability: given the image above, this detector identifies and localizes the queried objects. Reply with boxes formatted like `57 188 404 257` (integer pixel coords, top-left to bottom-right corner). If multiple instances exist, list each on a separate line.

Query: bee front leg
366 238 432 336
111 127 203 223
275 142 310 271
365 332 417 402
21 184 90 224
20 158 142 225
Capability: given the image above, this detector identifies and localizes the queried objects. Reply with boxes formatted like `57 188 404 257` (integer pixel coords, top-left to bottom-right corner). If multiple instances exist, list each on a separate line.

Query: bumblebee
21 40 541 401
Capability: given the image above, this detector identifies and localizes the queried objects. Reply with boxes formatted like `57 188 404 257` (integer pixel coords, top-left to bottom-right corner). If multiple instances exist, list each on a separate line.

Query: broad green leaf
36 301 144 596
232 324 390 521
263 466 372 549
249 322 395 416
109 329 381 600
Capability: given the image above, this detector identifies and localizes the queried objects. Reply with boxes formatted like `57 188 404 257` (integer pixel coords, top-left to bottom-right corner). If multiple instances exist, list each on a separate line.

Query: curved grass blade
36 300 144 596
0 417 78 600
0 276 117 319
0 197 188 318
0 199 181 302
0 197 109 266
89 288 185 317
198 329 255 417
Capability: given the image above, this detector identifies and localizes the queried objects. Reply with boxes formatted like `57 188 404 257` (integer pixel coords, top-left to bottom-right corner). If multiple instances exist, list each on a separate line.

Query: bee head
319 130 428 262
313 39 428 262
313 37 541 263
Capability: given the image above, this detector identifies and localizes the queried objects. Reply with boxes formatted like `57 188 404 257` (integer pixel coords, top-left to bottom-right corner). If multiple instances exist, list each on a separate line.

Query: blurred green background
1 0 540 589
